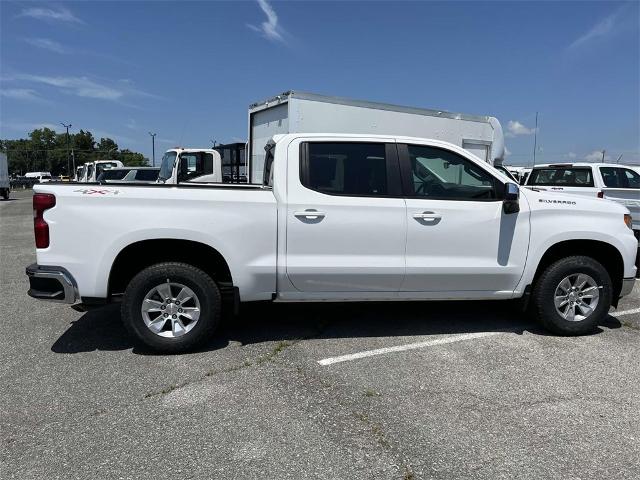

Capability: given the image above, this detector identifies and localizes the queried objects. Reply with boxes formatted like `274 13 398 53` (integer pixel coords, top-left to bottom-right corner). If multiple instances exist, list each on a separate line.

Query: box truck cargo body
248 91 505 184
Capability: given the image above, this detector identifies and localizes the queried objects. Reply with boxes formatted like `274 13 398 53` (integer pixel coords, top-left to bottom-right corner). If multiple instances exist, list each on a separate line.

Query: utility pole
210 139 217 147
149 132 156 166
532 112 538 168
60 122 72 175
601 150 606 162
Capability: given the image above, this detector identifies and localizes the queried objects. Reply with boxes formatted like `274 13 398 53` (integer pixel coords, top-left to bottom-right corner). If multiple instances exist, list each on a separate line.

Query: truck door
399 143 530 293
285 138 406 292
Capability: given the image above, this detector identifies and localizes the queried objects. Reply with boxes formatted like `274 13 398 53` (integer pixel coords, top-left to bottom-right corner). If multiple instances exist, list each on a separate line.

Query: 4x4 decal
74 189 121 195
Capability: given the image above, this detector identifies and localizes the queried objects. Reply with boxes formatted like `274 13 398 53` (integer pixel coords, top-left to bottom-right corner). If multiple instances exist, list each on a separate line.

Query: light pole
61 122 72 175
149 132 156 166
532 112 538 167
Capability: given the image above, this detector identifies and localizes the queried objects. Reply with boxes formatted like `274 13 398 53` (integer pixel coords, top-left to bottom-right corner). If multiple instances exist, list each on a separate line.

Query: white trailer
248 91 505 184
0 152 9 199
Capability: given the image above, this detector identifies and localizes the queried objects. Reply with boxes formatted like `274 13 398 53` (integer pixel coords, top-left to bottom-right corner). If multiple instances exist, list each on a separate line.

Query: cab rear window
528 167 594 187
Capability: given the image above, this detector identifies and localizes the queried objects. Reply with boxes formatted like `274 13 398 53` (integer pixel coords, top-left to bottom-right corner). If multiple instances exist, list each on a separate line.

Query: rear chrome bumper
26 263 78 304
620 277 636 298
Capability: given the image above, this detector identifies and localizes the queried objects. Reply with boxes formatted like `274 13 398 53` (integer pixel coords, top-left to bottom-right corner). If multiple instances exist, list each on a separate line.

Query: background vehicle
27 134 636 353
98 167 160 183
0 152 9 199
525 163 640 229
494 165 518 182
25 172 52 183
75 166 84 181
248 91 505 183
76 160 124 182
157 148 223 184
502 166 532 184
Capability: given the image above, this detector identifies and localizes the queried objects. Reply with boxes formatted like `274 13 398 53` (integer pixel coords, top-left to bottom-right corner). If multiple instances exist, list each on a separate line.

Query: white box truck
248 91 505 184
0 152 9 199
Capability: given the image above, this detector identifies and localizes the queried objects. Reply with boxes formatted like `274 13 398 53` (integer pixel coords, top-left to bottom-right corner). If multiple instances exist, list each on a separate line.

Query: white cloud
125 119 138 130
24 38 70 54
504 146 512 157
13 74 123 100
17 7 84 24
4 74 158 104
0 122 61 136
506 120 537 137
247 0 286 43
569 8 619 49
584 150 611 162
566 152 577 159
0 88 43 102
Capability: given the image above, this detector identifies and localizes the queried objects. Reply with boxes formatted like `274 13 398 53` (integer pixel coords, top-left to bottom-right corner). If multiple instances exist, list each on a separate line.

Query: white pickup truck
525 162 640 230
27 134 637 352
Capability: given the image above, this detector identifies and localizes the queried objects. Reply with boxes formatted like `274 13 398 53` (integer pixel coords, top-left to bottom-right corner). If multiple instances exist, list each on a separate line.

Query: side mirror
503 182 520 214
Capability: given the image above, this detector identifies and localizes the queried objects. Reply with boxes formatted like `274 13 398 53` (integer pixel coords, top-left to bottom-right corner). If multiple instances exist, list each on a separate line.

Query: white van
25 172 53 183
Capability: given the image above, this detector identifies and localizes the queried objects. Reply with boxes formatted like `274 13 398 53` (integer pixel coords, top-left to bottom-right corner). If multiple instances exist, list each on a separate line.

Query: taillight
597 191 604 198
33 193 56 248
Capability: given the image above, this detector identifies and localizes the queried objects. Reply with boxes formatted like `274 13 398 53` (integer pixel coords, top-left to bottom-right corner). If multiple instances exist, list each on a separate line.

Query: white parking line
610 307 640 318
317 331 503 366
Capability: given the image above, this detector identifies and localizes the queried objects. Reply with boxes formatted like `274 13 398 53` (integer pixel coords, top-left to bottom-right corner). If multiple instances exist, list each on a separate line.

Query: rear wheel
532 256 612 335
1 188 8 200
121 262 221 353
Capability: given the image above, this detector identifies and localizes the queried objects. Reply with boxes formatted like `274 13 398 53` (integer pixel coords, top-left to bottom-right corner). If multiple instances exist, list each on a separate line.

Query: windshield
158 152 177 181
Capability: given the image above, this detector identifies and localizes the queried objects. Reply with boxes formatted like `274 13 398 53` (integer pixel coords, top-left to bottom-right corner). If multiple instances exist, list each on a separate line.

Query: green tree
96 137 119 159
120 149 149 166
1 128 147 176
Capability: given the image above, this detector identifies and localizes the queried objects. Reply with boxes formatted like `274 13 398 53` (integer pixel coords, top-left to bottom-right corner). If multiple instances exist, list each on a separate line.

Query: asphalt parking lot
2 189 639 480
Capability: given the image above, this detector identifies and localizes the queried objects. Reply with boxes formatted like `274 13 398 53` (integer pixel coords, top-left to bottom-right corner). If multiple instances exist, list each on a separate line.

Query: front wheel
121 262 221 353
532 255 612 335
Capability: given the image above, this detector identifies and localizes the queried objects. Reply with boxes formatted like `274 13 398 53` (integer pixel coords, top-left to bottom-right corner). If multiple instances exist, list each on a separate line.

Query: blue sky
1 0 638 166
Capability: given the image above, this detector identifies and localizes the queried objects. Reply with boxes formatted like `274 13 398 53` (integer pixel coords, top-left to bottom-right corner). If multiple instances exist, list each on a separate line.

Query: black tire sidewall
122 263 221 352
534 256 612 335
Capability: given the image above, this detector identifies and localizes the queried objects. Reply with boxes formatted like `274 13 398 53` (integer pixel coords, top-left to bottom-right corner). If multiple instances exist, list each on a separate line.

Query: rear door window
599 167 640 189
528 167 594 187
301 142 391 196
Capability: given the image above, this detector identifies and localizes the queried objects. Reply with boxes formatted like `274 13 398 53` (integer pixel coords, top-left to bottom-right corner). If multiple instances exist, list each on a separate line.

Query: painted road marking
317 331 503 366
610 308 640 317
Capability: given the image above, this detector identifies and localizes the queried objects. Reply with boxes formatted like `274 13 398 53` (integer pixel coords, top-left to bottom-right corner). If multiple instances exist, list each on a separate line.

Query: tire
532 255 612 335
121 262 221 353
1 189 8 200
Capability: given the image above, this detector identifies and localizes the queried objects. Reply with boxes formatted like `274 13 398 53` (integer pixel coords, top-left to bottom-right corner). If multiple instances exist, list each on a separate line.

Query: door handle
294 210 326 219
413 211 441 220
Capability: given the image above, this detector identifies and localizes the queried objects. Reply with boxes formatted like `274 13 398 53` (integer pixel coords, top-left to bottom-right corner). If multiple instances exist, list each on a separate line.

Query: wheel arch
531 239 624 304
108 239 233 297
